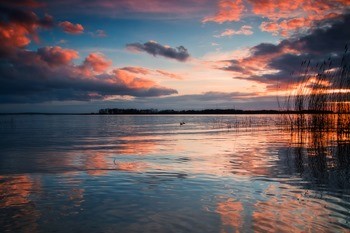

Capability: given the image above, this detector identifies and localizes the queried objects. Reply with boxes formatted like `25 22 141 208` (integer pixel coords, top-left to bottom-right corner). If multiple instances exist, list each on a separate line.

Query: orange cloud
37 46 79 66
204 0 349 36
112 69 157 89
82 52 112 73
59 21 84 34
0 23 32 48
0 9 53 54
250 0 349 36
203 0 244 23
261 14 342 37
248 0 301 20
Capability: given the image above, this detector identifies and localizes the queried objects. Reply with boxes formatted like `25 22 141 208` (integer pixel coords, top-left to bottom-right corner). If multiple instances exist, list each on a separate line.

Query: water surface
1 115 349 232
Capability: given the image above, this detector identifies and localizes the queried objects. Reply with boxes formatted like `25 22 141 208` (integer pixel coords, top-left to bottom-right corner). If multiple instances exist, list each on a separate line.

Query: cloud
89 29 107 37
57 39 67 44
120 66 183 80
0 0 45 8
220 14 350 90
121 91 280 110
203 0 244 23
59 21 84 34
0 49 178 103
155 70 183 80
248 0 349 36
37 46 79 66
215 25 253 37
81 52 112 73
0 6 54 55
120 67 151 75
202 0 350 36
126 41 190 62
0 8 177 104
33 0 215 19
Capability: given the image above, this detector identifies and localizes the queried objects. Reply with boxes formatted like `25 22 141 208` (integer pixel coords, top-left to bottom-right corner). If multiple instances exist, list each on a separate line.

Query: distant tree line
98 108 334 115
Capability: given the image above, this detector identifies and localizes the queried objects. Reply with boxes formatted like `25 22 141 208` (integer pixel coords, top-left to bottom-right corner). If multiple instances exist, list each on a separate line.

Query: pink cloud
203 0 244 23
155 70 183 80
247 0 301 20
81 53 112 73
0 8 54 56
260 13 342 37
59 21 84 34
112 70 156 89
120 67 151 75
203 0 350 36
248 0 349 36
120 66 183 80
0 23 32 48
37 46 79 66
215 25 253 37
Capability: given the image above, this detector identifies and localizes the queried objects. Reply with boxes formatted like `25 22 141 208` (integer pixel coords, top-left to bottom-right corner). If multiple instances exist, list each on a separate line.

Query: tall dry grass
282 45 350 136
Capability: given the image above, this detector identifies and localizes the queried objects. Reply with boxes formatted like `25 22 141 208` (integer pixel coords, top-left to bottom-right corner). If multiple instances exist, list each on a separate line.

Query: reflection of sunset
84 151 109 176
216 197 244 233
0 175 36 207
252 184 334 232
118 136 157 155
115 161 148 172
164 130 286 177
0 175 40 233
289 122 350 154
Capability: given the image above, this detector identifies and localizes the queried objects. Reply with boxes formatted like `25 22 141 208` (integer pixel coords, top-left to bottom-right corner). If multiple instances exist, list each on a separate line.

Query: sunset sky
0 0 349 113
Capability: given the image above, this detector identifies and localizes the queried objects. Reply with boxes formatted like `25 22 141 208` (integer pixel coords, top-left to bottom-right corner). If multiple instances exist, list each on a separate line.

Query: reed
282 45 350 136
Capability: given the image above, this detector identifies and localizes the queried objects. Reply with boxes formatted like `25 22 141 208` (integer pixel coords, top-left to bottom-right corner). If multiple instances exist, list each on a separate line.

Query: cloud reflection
216 197 244 232
0 175 40 233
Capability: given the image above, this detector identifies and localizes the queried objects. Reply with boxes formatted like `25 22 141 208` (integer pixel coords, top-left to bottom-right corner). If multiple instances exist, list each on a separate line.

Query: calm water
0 115 349 232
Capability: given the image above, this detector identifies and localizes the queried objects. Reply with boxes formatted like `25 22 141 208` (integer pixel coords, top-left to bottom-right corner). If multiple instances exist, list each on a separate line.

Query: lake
1 115 349 232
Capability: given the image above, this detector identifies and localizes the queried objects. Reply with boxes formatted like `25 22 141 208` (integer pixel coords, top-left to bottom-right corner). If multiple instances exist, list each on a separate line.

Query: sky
0 0 349 113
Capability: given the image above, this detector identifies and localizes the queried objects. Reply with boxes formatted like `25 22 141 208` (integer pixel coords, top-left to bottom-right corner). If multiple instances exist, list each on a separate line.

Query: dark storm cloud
126 41 190 62
223 14 350 90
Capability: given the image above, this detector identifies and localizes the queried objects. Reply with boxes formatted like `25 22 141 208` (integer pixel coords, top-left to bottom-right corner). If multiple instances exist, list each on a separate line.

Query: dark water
0 115 349 232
